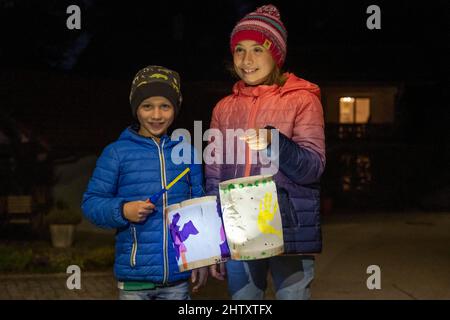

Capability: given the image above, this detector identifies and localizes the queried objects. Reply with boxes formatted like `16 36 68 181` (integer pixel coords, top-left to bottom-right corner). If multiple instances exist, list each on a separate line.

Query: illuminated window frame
339 97 371 124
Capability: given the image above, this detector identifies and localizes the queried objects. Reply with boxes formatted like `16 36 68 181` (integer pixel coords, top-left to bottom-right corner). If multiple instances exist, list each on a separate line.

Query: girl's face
233 40 276 86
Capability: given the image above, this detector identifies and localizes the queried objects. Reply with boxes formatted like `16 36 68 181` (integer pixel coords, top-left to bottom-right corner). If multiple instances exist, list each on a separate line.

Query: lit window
339 97 371 124
339 97 355 123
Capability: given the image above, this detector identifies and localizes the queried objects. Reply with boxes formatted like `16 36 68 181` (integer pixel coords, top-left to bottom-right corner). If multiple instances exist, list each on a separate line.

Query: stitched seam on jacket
91 176 116 186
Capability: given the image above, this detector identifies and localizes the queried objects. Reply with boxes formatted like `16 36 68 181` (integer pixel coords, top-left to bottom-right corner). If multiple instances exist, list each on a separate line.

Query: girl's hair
262 65 288 86
228 60 287 87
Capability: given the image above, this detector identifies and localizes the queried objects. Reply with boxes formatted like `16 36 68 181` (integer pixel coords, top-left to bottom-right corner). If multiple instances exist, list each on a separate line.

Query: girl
205 4 326 300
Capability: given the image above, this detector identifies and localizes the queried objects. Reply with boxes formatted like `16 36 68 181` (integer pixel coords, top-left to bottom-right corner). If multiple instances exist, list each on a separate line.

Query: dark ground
1 211 449 300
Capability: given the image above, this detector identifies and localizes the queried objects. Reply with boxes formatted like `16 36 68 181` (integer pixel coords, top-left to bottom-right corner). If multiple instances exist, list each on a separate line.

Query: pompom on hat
230 4 288 67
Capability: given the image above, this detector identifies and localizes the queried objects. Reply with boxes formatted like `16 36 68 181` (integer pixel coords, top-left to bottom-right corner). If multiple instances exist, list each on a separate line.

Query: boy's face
136 96 175 140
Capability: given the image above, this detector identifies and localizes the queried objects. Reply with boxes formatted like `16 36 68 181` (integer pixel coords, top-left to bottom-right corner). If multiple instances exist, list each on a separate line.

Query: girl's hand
240 128 272 150
191 266 208 293
123 200 155 223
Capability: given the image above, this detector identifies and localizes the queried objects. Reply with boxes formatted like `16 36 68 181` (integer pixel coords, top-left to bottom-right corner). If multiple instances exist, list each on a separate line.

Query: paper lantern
219 175 284 260
167 196 230 272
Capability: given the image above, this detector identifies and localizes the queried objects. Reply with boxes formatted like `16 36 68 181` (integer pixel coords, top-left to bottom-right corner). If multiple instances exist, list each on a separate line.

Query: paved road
1 211 449 300
312 211 450 300
0 272 117 300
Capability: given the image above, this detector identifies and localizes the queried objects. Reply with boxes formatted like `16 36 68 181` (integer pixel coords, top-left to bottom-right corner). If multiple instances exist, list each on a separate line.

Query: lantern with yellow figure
219 175 284 260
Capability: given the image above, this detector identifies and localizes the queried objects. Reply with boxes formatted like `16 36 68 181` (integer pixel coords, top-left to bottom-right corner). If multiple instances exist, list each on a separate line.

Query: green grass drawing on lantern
221 178 271 193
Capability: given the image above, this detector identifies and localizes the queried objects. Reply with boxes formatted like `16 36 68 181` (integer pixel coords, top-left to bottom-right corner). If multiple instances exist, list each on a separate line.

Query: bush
0 243 115 274
0 246 33 272
47 251 85 272
83 247 115 270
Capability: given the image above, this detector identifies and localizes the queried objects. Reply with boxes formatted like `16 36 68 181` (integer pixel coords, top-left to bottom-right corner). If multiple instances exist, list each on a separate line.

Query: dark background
0 0 449 211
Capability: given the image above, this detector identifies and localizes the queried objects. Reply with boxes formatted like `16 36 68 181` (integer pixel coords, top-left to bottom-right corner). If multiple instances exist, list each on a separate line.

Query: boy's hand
191 266 208 293
209 262 226 281
123 200 155 223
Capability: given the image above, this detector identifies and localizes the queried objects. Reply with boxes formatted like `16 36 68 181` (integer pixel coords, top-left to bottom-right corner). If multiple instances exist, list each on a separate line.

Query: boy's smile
137 96 175 142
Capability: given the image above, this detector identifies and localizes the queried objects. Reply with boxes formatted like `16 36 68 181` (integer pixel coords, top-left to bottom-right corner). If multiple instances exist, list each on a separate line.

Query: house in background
320 83 403 210
322 83 398 136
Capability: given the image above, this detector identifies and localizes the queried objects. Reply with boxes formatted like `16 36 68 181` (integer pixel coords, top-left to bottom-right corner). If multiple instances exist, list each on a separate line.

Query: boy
82 65 207 300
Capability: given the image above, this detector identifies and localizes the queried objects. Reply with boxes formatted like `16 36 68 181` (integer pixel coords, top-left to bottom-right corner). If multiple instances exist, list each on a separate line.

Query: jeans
118 281 190 300
226 255 315 300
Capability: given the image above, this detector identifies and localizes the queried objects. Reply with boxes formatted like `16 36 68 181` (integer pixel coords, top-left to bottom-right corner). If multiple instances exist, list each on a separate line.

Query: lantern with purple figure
166 196 230 272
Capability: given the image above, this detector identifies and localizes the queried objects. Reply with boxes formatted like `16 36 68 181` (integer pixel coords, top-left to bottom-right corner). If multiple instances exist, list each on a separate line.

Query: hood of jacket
232 73 321 100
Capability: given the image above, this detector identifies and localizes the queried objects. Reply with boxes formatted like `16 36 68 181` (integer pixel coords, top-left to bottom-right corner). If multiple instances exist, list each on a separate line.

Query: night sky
0 0 448 196
1 0 448 81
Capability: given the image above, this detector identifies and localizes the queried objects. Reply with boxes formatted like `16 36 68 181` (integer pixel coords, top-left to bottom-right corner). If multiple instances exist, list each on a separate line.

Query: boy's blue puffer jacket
81 126 204 284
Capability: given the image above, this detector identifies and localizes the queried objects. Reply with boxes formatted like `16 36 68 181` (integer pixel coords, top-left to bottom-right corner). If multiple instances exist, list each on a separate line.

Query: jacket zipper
130 225 137 267
245 96 259 177
152 138 169 284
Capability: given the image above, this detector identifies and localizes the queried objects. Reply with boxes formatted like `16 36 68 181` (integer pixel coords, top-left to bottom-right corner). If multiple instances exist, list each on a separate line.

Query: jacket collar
118 125 182 147
232 79 280 98
232 73 321 99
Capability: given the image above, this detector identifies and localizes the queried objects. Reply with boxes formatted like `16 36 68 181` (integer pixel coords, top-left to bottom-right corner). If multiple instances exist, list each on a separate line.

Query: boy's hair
129 65 182 118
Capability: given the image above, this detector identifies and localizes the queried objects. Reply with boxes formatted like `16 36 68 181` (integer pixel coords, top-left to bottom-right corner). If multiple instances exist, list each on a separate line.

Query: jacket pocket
130 225 138 268
277 188 299 227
